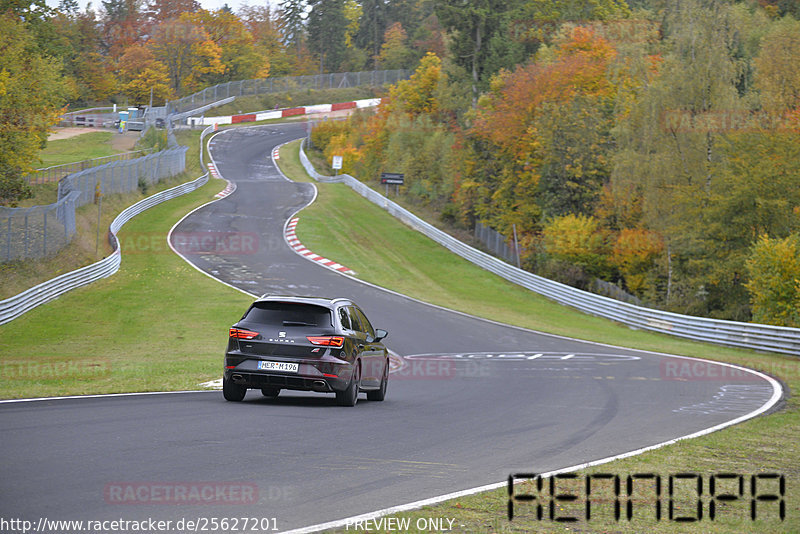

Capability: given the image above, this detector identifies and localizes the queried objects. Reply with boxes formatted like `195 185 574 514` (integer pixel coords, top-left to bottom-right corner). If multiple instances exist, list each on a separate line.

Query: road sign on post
332 155 343 171
380 172 404 196
380 172 404 185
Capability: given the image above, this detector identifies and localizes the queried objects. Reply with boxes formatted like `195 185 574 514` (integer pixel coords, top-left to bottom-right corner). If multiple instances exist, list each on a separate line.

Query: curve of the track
0 123 780 532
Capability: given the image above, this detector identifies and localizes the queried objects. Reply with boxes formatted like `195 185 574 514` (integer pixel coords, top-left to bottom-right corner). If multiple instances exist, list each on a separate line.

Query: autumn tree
385 52 447 118
183 9 268 83
746 234 800 327
507 0 631 45
117 43 172 104
0 14 68 205
144 0 199 25
611 228 664 296
462 27 620 251
240 4 292 75
376 22 414 70
148 15 224 95
339 0 366 70
543 214 612 281
48 7 114 104
608 0 751 316
754 17 800 116
102 0 144 58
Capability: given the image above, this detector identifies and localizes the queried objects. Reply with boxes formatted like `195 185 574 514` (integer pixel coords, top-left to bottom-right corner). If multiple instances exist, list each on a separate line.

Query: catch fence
167 70 409 115
1 146 187 262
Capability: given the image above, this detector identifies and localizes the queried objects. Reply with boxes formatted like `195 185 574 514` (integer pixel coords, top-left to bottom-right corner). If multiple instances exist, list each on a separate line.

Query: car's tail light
307 336 345 347
230 328 260 340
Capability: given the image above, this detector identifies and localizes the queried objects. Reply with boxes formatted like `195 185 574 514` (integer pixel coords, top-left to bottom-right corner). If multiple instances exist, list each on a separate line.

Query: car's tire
261 387 280 398
336 362 360 407
367 361 388 401
223 377 247 402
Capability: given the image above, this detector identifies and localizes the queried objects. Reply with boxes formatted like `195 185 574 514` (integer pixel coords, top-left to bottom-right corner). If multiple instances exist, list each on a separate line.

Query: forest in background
307 0 800 326
1 0 799 325
0 0 442 204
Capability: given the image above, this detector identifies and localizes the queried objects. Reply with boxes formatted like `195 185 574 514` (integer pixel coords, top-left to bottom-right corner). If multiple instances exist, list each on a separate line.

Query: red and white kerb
285 218 356 275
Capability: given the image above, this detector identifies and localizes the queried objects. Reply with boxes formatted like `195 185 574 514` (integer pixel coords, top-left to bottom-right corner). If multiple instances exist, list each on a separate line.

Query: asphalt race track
0 123 781 532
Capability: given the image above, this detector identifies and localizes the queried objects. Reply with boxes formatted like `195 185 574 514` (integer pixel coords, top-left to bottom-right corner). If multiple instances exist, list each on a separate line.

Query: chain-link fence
1 191 81 261
57 146 188 208
26 149 156 185
1 146 187 262
473 220 643 304
474 221 520 266
167 70 409 115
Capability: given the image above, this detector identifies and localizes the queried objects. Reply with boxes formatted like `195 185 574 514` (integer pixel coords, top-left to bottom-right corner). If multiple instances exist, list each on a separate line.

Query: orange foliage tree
459 27 620 252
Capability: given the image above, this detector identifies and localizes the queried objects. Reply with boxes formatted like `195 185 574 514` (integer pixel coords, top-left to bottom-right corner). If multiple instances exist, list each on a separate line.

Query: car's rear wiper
282 321 317 326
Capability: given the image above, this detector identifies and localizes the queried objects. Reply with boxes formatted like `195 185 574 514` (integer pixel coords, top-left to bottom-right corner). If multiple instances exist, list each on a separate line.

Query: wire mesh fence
57 146 188 208
0 192 81 262
167 70 409 115
474 221 642 305
1 146 187 262
474 221 520 266
26 149 156 185
298 141 800 355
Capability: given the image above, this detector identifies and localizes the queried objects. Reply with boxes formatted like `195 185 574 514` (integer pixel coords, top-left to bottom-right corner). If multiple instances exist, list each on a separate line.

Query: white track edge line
0 390 217 404
280 368 781 534
7 127 780 529
271 137 785 534
167 129 259 300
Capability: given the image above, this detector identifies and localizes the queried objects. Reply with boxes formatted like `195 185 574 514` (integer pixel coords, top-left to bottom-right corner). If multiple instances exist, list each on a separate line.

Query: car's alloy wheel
261 387 280 398
223 376 247 402
336 362 360 407
367 360 388 401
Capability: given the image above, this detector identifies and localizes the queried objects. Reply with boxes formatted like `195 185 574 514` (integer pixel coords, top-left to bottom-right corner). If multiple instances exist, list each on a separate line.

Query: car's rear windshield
244 302 332 328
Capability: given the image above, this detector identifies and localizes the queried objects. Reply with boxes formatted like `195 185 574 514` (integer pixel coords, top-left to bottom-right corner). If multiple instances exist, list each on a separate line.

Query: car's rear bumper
224 369 350 392
224 353 353 392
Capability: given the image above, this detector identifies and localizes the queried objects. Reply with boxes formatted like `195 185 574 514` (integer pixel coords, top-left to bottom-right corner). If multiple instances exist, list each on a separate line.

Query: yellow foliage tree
386 52 444 117
118 44 174 105
745 233 800 326
0 15 68 205
148 16 224 96
543 214 610 277
611 228 664 294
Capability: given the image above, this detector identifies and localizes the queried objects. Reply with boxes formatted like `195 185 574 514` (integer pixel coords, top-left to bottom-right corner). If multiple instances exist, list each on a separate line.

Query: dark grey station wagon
224 295 389 406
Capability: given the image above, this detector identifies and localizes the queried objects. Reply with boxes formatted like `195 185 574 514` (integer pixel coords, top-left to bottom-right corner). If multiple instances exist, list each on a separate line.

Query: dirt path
48 127 139 152
110 130 139 152
47 127 107 141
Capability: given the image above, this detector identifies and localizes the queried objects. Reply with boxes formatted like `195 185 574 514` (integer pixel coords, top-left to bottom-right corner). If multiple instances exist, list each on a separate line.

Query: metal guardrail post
0 170 208 325
297 139 800 356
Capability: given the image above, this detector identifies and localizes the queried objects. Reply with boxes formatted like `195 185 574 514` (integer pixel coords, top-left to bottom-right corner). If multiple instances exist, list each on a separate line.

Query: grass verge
0 159 250 397
277 139 798 533
0 132 794 532
38 131 119 167
0 131 204 300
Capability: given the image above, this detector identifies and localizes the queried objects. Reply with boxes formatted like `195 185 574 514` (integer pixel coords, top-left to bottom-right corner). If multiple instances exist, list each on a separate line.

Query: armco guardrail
298 140 800 356
0 172 209 326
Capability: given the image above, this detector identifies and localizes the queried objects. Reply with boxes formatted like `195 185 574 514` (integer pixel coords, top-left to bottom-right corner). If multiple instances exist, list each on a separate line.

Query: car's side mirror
373 329 388 342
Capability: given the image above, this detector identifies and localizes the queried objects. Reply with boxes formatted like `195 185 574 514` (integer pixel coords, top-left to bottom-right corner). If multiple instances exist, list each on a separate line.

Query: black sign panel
380 172 405 185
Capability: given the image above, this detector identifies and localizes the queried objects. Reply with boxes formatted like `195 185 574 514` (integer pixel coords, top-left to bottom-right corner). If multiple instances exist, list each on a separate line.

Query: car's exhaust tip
311 380 329 391
231 374 244 382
